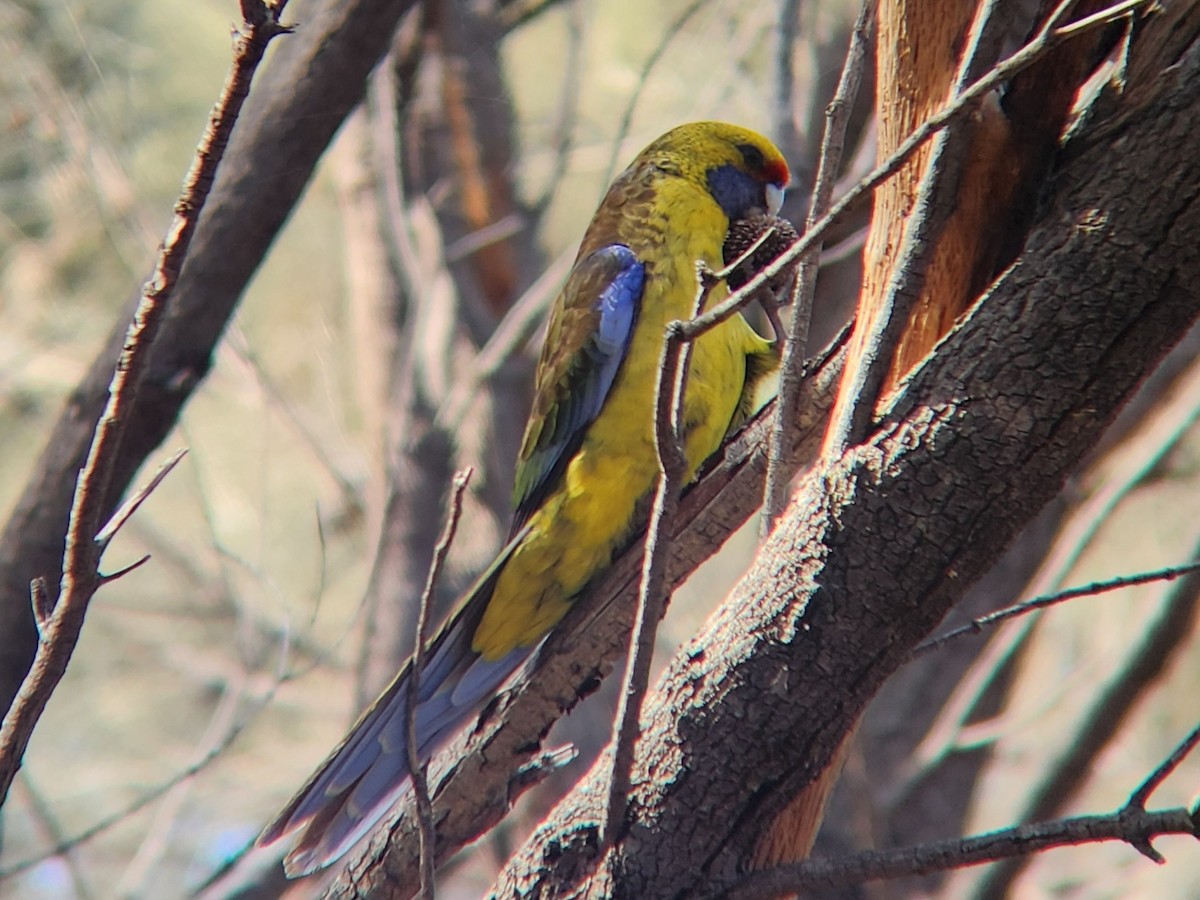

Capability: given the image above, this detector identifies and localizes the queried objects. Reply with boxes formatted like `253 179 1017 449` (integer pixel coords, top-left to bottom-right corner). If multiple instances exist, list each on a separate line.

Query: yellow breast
471 181 766 660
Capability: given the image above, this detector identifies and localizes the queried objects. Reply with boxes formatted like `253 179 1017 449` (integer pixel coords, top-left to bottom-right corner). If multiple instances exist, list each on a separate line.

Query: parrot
258 121 791 876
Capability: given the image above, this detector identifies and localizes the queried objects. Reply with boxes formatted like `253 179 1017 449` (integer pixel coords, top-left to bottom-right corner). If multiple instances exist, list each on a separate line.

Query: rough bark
784 0 1125 877
487 32 1200 898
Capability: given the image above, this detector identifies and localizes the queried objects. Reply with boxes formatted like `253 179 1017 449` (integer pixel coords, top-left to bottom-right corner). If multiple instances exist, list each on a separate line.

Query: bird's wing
510 243 644 532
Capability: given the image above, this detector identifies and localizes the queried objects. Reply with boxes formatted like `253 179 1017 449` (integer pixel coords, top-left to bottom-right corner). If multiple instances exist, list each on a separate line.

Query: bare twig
715 724 1200 899
914 560 1200 657
715 807 1197 899
973 557 1200 897
96 554 153 586
762 0 874 530
679 247 799 344
1059 0 1147 39
94 448 188 548
1128 723 1200 813
601 277 715 849
405 468 473 899
0 0 292 806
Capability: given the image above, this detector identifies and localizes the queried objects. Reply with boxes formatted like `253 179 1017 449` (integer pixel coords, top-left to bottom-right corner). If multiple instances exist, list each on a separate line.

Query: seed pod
722 214 800 295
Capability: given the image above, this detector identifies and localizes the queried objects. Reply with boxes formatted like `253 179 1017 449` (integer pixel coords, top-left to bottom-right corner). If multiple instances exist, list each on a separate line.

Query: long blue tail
259 532 530 876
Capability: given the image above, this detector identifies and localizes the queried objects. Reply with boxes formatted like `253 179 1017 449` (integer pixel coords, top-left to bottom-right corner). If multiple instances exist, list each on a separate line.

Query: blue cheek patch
707 163 767 221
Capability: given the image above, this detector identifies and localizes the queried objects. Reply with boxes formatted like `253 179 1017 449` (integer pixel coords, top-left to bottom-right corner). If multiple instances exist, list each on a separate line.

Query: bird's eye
737 143 766 170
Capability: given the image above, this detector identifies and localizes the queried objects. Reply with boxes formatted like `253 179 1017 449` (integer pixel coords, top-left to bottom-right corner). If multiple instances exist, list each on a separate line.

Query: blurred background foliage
0 0 1196 898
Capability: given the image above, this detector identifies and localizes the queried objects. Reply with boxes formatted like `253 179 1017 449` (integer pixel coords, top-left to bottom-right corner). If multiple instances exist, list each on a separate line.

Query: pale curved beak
766 182 786 216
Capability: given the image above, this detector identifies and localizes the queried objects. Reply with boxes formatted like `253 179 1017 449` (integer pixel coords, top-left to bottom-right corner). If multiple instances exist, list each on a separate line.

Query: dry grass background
0 1 1197 898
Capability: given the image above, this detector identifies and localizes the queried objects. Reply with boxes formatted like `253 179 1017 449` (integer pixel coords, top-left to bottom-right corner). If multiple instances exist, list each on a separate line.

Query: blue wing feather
511 244 644 530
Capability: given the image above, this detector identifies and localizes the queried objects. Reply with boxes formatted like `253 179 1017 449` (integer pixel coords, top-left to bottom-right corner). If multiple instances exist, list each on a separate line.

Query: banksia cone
723 214 800 295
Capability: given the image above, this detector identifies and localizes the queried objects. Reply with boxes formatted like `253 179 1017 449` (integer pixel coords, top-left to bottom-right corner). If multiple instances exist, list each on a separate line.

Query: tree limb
485 27 1200 897
0 0 293 806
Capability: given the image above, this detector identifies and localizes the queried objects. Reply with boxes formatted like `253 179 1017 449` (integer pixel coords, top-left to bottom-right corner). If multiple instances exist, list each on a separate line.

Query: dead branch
405 468 472 899
0 0 293 806
0 0 424 725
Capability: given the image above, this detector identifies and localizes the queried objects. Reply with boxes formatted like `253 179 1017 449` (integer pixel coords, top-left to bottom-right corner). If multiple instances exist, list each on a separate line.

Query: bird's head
636 121 791 223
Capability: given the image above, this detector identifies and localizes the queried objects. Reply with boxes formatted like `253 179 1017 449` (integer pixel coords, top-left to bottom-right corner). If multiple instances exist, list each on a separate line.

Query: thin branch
914 560 1200 657
1059 0 1147 38
0 0 292 807
94 448 188 548
716 723 1200 899
405 467 473 899
96 554 152 586
601 278 715 849
715 806 1197 899
1128 722 1200 812
973 555 1200 896
677 242 803 346
762 0 874 530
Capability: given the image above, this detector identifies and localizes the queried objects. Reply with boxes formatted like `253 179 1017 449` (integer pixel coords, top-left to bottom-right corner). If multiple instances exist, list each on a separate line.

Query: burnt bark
485 32 1200 900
